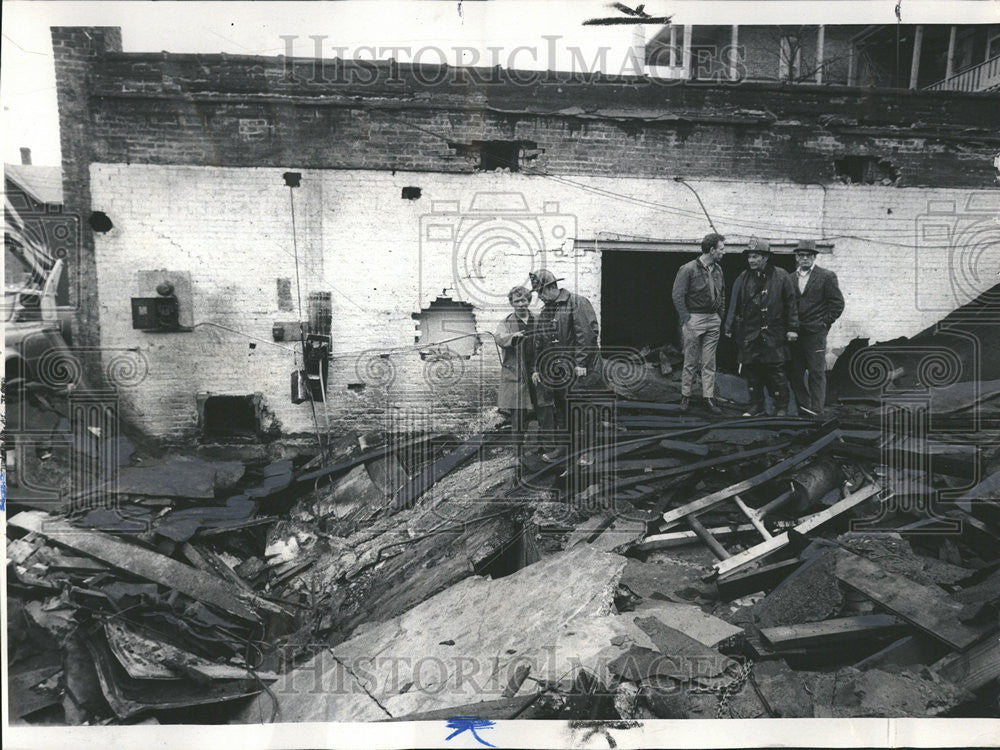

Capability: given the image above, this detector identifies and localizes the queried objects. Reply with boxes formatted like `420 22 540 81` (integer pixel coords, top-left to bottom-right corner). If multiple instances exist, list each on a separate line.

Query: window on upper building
779 35 802 81
988 29 1000 61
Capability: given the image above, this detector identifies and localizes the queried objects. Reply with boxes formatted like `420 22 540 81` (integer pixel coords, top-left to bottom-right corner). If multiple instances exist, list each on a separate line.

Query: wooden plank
832 548 982 652
658 439 710 457
933 634 1000 692
733 495 772 539
617 443 786 493
714 484 881 578
760 614 907 650
854 634 945 672
391 435 485 513
660 430 841 529
687 514 730 559
9 511 262 622
638 522 791 552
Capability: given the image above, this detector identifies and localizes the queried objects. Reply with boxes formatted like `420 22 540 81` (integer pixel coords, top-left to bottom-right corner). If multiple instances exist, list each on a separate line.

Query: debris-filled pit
6 288 1000 725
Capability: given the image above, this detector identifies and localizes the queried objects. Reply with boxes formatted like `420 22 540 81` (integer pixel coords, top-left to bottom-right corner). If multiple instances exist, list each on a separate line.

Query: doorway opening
600 249 796 373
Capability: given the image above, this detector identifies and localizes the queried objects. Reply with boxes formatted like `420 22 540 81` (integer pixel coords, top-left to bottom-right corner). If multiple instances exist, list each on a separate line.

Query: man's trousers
790 331 828 413
681 312 721 399
744 361 790 412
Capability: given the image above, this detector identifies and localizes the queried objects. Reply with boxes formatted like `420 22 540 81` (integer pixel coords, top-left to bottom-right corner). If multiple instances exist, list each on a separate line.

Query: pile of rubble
6 287 999 724
7 390 999 723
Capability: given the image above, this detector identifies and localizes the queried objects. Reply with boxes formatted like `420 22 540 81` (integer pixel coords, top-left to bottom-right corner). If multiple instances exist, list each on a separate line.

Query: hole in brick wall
89 211 113 232
834 156 899 186
347 383 366 393
448 140 539 172
202 395 259 438
412 296 479 358
276 278 294 312
401 187 422 200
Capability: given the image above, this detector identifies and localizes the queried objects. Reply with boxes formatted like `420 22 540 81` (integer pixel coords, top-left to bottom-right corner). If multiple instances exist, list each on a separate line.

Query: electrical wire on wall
375 109 970 249
284 171 329 460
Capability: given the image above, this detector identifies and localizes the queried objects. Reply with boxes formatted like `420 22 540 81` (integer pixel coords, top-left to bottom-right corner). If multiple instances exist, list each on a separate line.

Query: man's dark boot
704 398 722 415
680 395 691 411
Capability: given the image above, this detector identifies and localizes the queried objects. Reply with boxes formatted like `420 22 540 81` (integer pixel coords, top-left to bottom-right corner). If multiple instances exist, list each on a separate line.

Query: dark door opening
601 250 796 373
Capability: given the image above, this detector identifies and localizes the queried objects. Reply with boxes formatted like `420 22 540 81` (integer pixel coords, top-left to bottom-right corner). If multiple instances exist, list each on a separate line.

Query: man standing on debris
789 240 845 417
530 269 601 462
728 238 799 416
672 233 726 414
495 285 539 445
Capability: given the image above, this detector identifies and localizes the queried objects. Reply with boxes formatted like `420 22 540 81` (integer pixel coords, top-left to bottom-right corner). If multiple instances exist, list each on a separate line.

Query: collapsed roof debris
6 288 1000 725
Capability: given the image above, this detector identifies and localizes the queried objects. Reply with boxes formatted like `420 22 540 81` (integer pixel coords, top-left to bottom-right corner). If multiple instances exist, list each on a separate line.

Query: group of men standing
672 233 845 417
492 232 845 460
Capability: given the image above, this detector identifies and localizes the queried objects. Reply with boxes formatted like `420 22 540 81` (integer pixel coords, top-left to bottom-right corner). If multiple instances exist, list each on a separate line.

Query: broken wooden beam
391 434 486 514
657 439 710 457
660 429 841 530
615 442 787 494
687 514 730 559
832 548 983 652
760 614 907 650
9 511 264 622
637 521 797 552
714 483 881 579
932 634 1000 692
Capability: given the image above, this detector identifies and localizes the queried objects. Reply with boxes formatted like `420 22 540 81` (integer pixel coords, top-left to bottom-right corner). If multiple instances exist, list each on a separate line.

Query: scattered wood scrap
832 548 984 651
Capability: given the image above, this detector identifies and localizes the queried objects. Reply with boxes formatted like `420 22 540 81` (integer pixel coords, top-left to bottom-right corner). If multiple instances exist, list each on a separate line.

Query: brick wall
51 27 122 382
52 27 1000 442
90 164 999 440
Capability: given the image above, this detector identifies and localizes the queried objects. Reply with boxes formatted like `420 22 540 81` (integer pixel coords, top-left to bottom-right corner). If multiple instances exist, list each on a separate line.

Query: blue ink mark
1 470 5 512
445 717 496 747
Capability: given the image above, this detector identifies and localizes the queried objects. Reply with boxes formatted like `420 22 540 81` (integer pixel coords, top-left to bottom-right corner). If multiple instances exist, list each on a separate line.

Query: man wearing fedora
728 237 799 417
529 269 601 462
790 240 844 417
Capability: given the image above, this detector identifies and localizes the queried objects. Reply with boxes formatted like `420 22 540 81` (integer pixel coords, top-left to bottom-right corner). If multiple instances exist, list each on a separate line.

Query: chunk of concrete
235 546 636 722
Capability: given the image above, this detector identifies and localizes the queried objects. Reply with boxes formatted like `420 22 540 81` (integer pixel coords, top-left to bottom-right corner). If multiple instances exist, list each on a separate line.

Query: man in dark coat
530 269 601 462
728 238 799 416
789 240 845 417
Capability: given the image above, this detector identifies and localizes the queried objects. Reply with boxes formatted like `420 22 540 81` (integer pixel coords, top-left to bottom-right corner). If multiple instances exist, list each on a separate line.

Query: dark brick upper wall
57 28 1000 188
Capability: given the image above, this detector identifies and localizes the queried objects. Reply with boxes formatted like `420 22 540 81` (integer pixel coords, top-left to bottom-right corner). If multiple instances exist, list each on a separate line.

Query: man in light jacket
789 240 845 417
671 233 726 414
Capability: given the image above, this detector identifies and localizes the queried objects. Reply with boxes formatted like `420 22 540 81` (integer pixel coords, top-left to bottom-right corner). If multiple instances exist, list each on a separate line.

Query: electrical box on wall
131 294 182 331
132 270 194 332
291 334 331 403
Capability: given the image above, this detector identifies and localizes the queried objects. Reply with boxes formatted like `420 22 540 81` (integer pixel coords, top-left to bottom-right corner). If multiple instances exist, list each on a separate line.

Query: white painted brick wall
89 164 1000 440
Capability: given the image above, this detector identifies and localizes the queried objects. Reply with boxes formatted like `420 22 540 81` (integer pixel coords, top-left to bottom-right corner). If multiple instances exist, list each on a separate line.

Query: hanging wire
287 181 329 460
375 107 967 247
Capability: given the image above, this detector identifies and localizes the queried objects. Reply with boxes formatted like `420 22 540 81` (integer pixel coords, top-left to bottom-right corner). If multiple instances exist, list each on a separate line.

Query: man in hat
529 269 600 462
728 238 799 416
671 232 726 414
789 240 844 417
